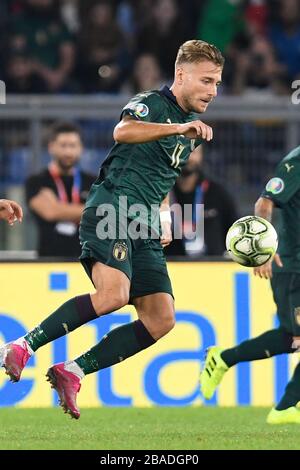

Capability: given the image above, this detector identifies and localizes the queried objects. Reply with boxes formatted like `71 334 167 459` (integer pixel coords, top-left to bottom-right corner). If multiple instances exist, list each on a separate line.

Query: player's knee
113 288 130 309
93 287 129 314
106 287 129 311
155 308 176 339
161 317 176 337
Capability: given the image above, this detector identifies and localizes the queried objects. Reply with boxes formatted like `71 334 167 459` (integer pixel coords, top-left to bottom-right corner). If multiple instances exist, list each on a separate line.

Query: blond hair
175 40 225 68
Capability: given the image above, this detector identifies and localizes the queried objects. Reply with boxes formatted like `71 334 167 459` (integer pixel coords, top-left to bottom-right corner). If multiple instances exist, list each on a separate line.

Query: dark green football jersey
262 145 300 272
86 86 202 226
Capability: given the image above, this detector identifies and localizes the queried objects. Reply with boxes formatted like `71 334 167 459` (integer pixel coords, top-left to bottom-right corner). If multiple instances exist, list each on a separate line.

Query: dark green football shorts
271 272 300 336
79 206 173 301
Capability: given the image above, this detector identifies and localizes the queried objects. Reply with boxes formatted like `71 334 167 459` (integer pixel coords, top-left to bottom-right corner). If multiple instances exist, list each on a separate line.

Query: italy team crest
113 242 128 261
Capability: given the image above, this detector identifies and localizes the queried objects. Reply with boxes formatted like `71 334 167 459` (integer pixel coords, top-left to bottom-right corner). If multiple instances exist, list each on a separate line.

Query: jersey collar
159 85 190 116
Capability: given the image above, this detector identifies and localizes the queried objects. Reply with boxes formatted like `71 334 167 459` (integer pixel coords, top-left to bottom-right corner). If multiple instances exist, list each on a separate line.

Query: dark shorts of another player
79 207 173 303
271 272 300 336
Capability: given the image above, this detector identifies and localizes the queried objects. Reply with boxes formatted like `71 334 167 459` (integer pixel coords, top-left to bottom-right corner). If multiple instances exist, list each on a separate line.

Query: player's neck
169 84 189 113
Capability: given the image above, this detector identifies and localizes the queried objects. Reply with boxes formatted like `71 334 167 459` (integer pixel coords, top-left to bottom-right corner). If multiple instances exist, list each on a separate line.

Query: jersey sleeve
120 93 162 123
261 160 300 206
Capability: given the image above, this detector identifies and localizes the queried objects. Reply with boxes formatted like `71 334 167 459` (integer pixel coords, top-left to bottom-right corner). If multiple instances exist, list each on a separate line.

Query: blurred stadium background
1 0 300 449
1 0 300 252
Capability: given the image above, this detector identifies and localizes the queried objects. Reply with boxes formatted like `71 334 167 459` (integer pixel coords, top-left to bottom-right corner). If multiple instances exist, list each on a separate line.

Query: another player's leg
200 272 296 400
200 328 295 400
266 273 300 423
0 262 129 384
267 359 300 424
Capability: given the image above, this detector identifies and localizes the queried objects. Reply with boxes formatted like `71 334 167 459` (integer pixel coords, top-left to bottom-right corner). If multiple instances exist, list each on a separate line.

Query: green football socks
221 329 294 367
24 295 98 352
75 319 156 374
276 362 300 410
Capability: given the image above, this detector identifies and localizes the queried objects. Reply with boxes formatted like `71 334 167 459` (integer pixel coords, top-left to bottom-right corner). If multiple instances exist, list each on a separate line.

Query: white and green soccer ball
226 216 278 267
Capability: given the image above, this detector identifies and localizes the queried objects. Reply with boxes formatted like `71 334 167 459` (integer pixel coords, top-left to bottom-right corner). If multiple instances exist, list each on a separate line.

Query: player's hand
177 120 213 141
160 220 172 248
254 253 283 279
0 199 23 225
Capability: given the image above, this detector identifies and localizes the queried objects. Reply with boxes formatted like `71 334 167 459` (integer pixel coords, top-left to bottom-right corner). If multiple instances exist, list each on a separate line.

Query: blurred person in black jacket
25 122 95 257
166 146 238 257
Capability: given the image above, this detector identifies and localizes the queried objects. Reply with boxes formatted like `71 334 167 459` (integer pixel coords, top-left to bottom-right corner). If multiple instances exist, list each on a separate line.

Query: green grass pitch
0 407 300 450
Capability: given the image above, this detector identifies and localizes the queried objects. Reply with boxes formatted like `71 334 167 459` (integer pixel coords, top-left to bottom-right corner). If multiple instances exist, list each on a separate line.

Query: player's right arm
113 115 213 144
254 197 282 279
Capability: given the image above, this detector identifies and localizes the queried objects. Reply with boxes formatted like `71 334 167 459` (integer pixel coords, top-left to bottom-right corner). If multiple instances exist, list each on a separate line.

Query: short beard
56 161 75 173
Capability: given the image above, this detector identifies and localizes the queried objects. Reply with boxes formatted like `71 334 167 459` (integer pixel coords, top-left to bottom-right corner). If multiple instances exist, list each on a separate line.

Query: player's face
178 61 222 113
48 133 82 172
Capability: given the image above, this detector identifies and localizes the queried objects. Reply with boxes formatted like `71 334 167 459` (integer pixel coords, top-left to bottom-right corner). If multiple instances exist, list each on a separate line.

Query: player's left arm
0 199 23 225
254 197 282 279
160 194 172 248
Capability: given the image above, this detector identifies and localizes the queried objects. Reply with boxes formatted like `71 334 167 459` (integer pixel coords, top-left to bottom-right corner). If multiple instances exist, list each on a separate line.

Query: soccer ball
226 216 278 267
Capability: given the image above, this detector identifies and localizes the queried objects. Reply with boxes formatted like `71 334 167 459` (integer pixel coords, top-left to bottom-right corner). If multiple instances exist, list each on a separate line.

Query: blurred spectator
197 0 246 54
60 0 80 33
268 0 300 91
9 0 75 92
116 0 136 43
77 0 130 93
125 53 164 94
137 0 187 79
245 0 268 36
130 0 155 30
2 0 298 97
0 2 9 78
5 51 47 93
180 0 205 37
165 146 238 257
226 33 283 95
25 122 95 257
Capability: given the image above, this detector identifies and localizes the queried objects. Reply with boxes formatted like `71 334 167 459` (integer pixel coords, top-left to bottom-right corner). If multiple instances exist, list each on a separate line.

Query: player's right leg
0 261 130 384
44 261 130 418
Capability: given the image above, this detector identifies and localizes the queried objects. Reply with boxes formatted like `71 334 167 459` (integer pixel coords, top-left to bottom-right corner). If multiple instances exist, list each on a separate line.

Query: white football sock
64 360 85 380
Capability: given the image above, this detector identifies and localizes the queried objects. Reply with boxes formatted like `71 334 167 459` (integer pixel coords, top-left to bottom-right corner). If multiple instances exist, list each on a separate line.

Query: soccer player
0 40 224 419
0 199 23 225
200 144 300 424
